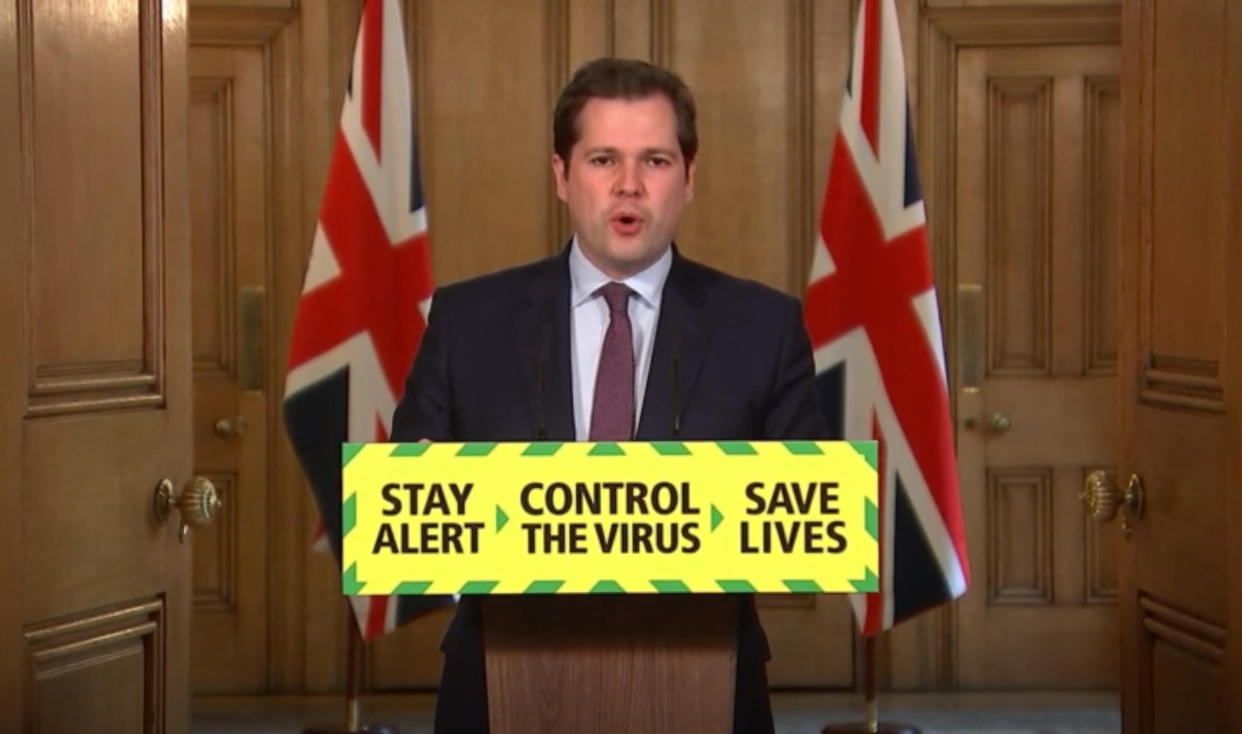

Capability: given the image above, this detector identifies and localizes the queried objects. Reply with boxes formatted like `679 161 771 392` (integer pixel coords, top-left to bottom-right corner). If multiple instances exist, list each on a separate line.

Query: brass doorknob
154 477 222 543
1081 470 1144 533
214 416 248 437
988 412 1012 433
963 412 1012 433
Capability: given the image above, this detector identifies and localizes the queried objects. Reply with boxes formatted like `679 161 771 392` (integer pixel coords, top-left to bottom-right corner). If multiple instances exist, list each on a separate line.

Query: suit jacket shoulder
392 249 573 443
427 250 566 323
635 251 825 441
671 255 801 320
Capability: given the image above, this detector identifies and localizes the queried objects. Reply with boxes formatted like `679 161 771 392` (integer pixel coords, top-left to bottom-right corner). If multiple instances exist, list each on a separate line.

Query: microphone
671 323 681 438
534 316 551 440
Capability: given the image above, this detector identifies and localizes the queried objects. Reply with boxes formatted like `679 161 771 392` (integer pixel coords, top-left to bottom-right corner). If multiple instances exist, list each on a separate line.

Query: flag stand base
821 724 920 734
303 602 402 734
304 727 401 734
820 634 922 734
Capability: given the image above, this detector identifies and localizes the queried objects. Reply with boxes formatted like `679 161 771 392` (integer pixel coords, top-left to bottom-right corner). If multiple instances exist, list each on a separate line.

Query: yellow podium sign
341 440 878 595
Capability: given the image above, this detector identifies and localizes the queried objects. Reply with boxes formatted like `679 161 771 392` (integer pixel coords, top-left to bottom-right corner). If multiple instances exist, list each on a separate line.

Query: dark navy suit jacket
391 245 827 733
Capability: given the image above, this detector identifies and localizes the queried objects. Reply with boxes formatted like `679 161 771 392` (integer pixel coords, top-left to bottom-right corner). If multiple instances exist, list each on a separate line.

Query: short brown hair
553 58 698 172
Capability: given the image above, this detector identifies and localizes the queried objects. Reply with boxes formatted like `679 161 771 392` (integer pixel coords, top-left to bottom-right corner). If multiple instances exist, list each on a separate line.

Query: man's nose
613 161 643 196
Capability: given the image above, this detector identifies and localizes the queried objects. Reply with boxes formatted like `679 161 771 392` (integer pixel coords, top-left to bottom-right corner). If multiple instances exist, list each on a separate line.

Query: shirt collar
568 237 672 309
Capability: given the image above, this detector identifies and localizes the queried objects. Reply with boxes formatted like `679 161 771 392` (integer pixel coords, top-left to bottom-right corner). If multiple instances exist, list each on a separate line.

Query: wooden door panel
188 41 271 695
980 380 1116 466
1136 597 1226 734
29 0 149 373
1126 412 1228 618
955 43 1120 689
1 0 192 730
1119 0 1242 731
26 600 166 734
1148 639 1221 734
23 416 178 619
27 0 163 413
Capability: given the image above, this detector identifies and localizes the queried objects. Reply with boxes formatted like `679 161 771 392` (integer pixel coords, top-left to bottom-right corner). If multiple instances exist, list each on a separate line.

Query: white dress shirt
568 239 673 441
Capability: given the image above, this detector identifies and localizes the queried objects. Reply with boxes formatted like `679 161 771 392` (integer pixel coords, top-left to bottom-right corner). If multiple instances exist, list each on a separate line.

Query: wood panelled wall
185 0 1121 694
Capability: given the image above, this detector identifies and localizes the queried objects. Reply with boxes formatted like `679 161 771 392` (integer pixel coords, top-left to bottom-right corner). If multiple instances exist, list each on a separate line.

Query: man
392 57 826 734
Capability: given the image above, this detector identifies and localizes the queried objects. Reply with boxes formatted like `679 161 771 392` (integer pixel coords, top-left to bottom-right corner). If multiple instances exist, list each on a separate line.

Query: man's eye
590 156 613 165
647 157 671 167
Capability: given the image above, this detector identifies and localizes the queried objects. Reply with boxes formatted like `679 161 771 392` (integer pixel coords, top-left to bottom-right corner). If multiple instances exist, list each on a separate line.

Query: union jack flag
283 0 450 640
802 0 970 635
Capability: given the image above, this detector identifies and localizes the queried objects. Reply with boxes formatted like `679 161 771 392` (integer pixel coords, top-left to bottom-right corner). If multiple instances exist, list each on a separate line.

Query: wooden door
188 42 271 694
954 43 1122 689
1111 0 1242 731
0 0 198 732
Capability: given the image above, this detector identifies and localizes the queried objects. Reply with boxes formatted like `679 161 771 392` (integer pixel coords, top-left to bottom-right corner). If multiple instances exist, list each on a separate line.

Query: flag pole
864 635 878 731
304 601 400 734
820 631 919 734
345 604 361 731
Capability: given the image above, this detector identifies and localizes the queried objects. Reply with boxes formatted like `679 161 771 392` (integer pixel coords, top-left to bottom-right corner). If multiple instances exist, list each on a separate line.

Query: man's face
552 95 695 279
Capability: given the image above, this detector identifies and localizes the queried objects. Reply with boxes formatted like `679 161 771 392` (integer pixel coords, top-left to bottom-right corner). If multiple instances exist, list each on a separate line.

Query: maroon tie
588 282 635 441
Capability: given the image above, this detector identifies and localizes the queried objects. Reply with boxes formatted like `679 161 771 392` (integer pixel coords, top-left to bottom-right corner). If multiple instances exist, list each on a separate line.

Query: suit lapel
637 251 710 440
515 250 576 441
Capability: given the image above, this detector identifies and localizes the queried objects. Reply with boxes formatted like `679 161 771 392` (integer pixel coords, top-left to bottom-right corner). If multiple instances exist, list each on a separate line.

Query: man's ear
552 154 569 202
685 159 696 202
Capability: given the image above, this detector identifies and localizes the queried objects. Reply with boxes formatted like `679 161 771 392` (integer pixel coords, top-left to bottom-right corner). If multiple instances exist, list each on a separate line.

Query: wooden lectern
481 595 740 733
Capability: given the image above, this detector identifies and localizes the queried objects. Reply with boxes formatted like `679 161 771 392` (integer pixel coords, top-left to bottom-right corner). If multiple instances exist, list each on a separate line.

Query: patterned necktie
588 282 635 441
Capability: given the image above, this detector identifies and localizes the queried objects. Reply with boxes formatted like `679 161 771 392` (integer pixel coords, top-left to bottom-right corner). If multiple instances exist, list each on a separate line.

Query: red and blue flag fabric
802 0 970 635
283 0 450 640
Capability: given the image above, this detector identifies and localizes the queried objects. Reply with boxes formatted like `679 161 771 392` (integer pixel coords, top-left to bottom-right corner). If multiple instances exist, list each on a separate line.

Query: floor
192 691 1121 734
